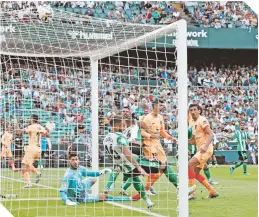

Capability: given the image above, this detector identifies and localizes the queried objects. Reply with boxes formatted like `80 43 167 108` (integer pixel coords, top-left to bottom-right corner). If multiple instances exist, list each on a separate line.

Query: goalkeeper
60 152 131 205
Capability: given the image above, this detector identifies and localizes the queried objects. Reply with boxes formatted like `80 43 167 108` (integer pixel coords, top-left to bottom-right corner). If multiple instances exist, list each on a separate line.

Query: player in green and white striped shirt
103 117 154 209
229 121 251 176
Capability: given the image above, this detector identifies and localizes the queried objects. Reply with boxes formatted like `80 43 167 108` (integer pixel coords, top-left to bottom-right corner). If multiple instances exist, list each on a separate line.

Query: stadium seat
95 8 103 14
81 8 87 14
58 7 66 12
130 5 138 11
73 7 81 14
104 8 110 15
149 18 156 24
66 7 74 13
141 9 146 15
99 13 107 19
134 9 140 15
188 6 195 14
198 2 205 7
125 9 131 15
107 4 115 10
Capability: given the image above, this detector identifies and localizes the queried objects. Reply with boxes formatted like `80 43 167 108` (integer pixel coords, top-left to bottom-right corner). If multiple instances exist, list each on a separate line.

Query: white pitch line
106 201 168 217
1 175 169 217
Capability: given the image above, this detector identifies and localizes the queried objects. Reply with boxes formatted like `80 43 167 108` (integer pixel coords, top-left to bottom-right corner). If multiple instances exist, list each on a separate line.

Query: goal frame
90 19 188 217
0 18 188 217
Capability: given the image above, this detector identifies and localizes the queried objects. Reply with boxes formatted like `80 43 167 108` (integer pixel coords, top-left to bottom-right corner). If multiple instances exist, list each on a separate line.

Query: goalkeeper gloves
100 168 112 176
66 200 78 206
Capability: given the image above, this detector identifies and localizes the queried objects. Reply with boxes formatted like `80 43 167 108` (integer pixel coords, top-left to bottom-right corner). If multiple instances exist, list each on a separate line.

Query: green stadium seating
95 8 103 14
81 8 87 14
104 8 110 15
66 7 74 13
99 13 107 19
73 7 81 14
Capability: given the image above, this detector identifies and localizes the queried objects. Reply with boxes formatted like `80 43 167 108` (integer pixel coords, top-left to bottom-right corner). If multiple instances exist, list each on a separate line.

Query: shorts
129 143 142 156
13 149 24 158
22 146 41 165
0 146 12 158
137 157 161 174
114 164 135 174
193 151 213 169
143 142 167 164
238 151 248 161
123 157 161 178
77 179 99 203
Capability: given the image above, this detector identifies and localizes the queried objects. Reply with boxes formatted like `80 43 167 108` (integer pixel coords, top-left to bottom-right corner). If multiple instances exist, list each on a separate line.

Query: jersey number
105 145 121 160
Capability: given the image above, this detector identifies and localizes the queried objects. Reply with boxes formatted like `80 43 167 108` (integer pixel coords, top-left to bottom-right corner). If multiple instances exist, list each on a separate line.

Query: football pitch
1 166 258 217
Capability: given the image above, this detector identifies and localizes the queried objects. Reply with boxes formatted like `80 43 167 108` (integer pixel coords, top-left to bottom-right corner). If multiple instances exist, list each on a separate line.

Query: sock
132 177 147 200
197 174 215 194
22 170 31 184
105 171 119 189
123 178 133 191
188 168 195 187
164 167 177 188
39 159 44 166
195 173 205 183
233 161 243 170
30 165 40 174
243 162 247 173
146 172 162 191
123 174 128 183
107 195 131 201
251 155 256 164
203 168 211 181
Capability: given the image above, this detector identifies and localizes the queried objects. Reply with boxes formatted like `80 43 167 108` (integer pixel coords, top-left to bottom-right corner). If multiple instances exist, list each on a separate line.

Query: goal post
89 19 189 216
175 20 188 217
1 9 188 217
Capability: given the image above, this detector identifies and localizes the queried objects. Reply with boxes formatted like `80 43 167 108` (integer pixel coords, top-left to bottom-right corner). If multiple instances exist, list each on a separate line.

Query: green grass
1 166 258 217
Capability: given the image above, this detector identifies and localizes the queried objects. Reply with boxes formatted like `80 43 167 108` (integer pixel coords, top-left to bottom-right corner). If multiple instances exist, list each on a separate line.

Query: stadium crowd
1 61 258 156
0 1 257 27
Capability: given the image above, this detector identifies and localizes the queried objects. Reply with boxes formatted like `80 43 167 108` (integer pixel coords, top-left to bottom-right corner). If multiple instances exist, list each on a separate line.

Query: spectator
151 8 160 24
45 117 56 150
145 1 152 10
21 84 31 98
86 7 93 16
249 140 258 165
74 110 84 124
216 138 232 150
108 8 116 19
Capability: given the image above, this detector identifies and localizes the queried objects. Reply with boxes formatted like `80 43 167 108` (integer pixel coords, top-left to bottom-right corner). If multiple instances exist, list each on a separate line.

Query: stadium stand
0 1 257 166
1 59 258 159
1 1 257 27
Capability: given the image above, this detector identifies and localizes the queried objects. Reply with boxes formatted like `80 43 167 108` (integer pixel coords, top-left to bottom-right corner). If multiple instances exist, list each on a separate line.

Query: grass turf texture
1 166 258 217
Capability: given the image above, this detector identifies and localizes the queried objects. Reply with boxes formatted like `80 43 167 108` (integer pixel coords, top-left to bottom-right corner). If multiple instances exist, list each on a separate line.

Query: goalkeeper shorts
77 179 99 203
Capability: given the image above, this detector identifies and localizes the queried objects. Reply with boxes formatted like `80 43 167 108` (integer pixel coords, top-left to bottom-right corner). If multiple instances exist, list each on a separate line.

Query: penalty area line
1 175 168 217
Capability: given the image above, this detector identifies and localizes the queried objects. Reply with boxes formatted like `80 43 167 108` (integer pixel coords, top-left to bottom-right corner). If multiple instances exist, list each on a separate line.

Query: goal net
0 9 187 217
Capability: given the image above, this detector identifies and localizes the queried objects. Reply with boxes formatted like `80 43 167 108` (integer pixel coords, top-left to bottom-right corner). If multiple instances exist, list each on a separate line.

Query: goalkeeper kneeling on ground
60 152 131 205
